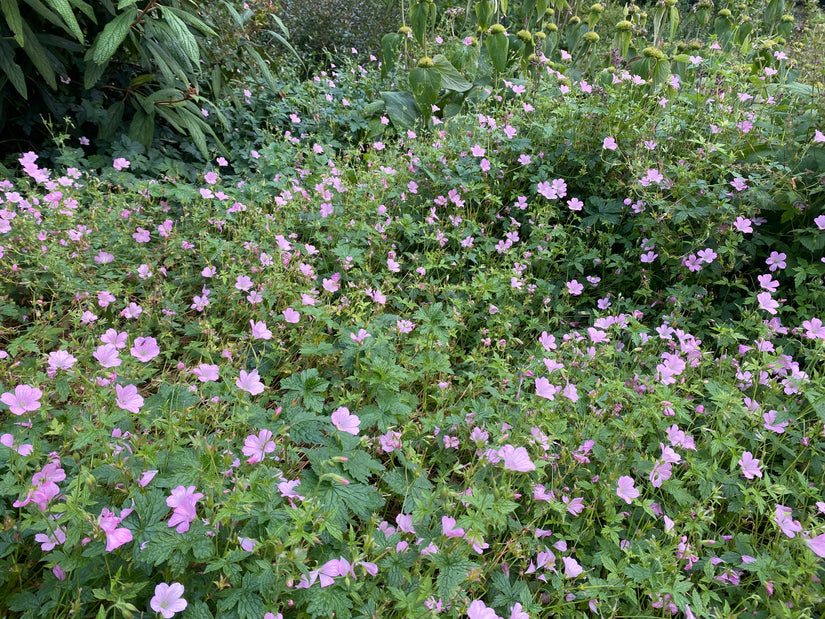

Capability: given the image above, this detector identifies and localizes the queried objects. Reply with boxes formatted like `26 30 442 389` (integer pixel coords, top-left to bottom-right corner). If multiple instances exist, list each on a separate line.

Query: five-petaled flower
150 582 188 618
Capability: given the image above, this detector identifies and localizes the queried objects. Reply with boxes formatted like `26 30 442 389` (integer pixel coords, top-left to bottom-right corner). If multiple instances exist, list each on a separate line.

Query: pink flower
94 344 121 368
35 527 66 551
242 429 276 463
192 363 219 382
766 251 787 271
150 582 188 618
139 470 158 487
99 508 133 551
566 280 584 295
331 406 360 435
236 369 265 395
130 336 160 362
166 486 203 533
467 600 502 619
757 292 779 315
738 451 762 479
617 476 639 504
562 496 585 515
235 276 253 291
535 377 559 400
499 445 536 472
1 384 43 415
47 350 77 372
562 556 583 578
112 157 130 171
815 130 825 143
1 433 34 456
115 384 144 414
806 533 825 557
733 217 753 233
101 329 128 348
283 308 300 323
802 317 825 340
602 136 618 151
442 516 465 539
774 505 802 538
350 329 371 344
250 320 272 340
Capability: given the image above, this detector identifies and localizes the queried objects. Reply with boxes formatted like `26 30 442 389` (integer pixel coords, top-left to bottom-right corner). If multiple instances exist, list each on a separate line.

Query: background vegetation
0 0 824 617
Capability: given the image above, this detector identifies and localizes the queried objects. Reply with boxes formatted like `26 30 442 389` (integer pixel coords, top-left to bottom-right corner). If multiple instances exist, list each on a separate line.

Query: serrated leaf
182 601 213 619
342 449 385 483
89 7 136 64
141 532 178 566
161 7 199 63
431 552 476 600
42 0 84 42
165 5 216 36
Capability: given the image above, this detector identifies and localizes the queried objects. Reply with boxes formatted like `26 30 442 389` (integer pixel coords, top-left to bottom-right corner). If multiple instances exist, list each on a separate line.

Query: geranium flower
236 369 265 395
242 429 276 463
115 384 144 414
150 582 188 618
130 336 160 362
617 476 639 504
738 451 762 479
499 445 535 472
331 407 360 435
1 384 43 415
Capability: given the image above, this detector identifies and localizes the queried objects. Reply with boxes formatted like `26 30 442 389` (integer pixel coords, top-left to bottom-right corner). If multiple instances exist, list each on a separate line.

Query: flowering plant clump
1 1 825 616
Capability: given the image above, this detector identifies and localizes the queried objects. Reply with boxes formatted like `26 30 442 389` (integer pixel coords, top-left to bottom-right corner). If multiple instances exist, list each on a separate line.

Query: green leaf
381 32 401 77
128 108 155 149
42 0 84 42
431 551 476 600
161 6 199 63
165 5 217 36
281 369 328 413
243 45 278 92
486 31 509 73
410 1 428 47
0 38 26 97
89 7 136 64
69 0 95 21
342 449 385 483
19 21 57 89
432 54 472 92
182 601 214 619
84 57 107 89
380 90 420 129
1 0 25 46
97 100 125 139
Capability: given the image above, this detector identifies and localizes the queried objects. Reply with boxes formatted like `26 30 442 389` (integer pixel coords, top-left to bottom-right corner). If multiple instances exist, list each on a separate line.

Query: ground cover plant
1 0 825 617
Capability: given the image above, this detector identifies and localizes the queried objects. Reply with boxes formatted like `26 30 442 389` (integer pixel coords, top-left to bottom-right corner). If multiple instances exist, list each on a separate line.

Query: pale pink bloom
757 291 779 314
331 407 360 435
1 433 34 455
467 600 502 619
47 350 77 372
617 476 639 504
242 429 276 463
602 136 618 151
283 308 300 323
121 302 143 319
566 280 584 295
562 496 585 515
562 556 583 578
236 369 265 395
130 336 160 362
814 130 825 143
101 329 128 348
535 377 559 400
150 582 188 618
806 533 825 557
112 157 130 171
250 320 272 340
191 363 219 382
499 445 536 472
350 329 371 344
35 527 66 551
509 603 529 619
235 276 253 291
802 317 825 340
1 384 43 415
139 470 158 487
115 384 144 414
99 507 132 551
774 505 802 538
166 486 203 533
442 516 465 539
763 409 788 433
738 451 762 479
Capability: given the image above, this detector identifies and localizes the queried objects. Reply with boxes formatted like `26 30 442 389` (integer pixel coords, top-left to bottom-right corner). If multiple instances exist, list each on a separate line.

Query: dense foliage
0 0 824 617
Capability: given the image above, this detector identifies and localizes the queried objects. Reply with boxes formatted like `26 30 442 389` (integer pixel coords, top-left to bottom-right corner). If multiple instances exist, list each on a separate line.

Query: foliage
0 0 824 618
0 0 293 159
